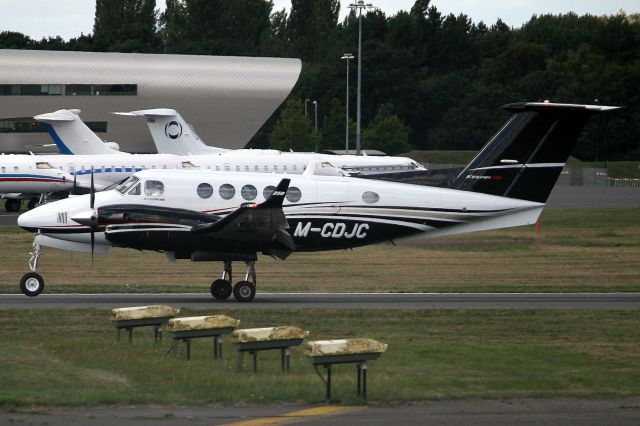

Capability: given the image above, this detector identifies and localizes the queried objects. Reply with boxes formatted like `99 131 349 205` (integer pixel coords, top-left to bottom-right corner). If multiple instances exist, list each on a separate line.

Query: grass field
0 308 639 409
0 209 638 294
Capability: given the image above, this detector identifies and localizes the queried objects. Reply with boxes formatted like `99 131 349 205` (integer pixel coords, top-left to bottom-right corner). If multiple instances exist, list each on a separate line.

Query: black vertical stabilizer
452 102 619 203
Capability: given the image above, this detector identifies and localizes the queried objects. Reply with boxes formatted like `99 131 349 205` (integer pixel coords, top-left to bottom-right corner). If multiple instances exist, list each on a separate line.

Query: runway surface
2 292 639 309
1 399 639 425
0 187 638 226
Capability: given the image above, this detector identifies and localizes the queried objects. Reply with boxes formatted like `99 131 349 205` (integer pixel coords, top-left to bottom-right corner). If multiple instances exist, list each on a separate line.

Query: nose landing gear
20 238 44 297
210 260 257 302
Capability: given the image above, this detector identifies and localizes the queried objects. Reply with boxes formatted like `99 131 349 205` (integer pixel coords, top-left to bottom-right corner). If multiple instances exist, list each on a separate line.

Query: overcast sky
0 0 637 41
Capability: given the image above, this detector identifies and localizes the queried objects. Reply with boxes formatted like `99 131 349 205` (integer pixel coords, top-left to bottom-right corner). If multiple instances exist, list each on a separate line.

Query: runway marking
223 405 361 426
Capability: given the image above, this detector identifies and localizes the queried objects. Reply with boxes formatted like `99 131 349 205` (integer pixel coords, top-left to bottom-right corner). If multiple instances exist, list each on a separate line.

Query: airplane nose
17 208 38 230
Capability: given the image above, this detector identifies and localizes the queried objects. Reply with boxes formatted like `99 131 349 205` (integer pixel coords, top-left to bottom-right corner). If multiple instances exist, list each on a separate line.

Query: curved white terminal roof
0 50 302 152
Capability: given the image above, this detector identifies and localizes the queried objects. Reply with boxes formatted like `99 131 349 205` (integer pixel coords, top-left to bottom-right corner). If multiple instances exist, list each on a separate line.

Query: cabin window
254 165 259 172
206 166 211 170
197 183 213 199
36 162 53 169
264 165 269 172
293 165 297 172
14 166 18 172
219 184 235 200
241 185 257 201
286 187 302 203
244 165 250 172
1 167 5 173
163 165 167 169
215 166 220 171
235 165 240 172
274 165 278 172
283 165 288 172
144 180 165 197
362 191 380 204
263 185 276 199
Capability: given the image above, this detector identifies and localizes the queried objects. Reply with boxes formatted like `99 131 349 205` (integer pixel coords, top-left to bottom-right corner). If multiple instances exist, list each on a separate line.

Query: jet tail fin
34 109 121 155
115 108 228 155
452 102 620 203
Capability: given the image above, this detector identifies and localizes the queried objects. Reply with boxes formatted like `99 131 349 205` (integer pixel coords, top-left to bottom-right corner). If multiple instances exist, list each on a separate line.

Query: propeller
71 172 77 196
70 168 98 263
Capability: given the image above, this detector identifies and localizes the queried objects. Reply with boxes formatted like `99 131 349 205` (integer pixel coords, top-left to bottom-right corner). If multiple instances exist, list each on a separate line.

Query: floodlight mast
349 1 374 156
341 53 354 152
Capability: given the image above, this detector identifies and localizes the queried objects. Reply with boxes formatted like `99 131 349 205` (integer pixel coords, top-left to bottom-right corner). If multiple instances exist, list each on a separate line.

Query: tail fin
452 102 620 203
34 109 121 155
115 108 228 156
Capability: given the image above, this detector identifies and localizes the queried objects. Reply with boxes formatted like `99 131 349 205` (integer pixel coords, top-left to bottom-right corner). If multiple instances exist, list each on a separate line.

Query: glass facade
0 84 137 96
0 118 107 133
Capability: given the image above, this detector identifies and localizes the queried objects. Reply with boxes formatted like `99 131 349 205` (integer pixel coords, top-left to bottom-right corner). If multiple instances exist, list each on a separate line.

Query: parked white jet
47 108 424 175
0 157 73 211
17 102 618 301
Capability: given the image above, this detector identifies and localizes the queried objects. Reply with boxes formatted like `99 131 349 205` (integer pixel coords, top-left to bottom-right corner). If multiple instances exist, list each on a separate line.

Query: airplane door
68 163 75 176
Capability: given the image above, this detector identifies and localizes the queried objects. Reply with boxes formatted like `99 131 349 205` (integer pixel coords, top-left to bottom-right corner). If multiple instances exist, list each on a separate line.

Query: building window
0 117 107 133
0 84 137 96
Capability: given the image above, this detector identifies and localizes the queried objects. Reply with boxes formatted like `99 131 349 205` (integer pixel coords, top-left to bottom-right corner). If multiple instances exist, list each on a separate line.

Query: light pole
349 1 373 156
341 53 354 153
313 100 318 152
304 98 311 116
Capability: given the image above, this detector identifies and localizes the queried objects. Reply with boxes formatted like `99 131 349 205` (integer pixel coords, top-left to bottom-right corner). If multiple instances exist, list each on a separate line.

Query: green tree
268 99 320 151
93 0 160 52
287 0 340 62
320 98 356 150
362 104 411 154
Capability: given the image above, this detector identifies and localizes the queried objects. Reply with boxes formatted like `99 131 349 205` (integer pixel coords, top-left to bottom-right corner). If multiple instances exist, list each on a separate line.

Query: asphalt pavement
2 292 639 309
1 399 639 425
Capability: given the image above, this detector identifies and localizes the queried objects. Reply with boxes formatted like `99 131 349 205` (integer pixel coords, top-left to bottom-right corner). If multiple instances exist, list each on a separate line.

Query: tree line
1 0 638 159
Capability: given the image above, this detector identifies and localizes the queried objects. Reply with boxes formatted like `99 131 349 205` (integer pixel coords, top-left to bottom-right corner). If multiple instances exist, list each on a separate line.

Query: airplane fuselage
18 169 543 257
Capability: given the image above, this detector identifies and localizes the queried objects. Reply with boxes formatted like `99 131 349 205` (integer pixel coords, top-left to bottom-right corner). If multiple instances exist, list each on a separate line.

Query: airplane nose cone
17 208 39 230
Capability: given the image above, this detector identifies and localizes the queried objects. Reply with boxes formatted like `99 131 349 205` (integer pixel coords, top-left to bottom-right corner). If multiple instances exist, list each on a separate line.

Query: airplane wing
191 178 295 257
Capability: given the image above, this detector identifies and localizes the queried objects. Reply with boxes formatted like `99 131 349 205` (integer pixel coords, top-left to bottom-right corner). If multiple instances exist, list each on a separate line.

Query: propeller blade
90 168 95 209
90 230 95 267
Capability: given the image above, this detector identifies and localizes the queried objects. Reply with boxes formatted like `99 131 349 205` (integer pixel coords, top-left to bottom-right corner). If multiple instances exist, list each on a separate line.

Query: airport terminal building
0 50 301 153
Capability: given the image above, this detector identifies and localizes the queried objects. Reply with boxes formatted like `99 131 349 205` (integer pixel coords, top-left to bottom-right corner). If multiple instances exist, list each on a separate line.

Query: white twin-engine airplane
17 102 618 302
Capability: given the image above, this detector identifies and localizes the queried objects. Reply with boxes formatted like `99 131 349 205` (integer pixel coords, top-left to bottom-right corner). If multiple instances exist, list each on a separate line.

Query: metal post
285 348 290 372
342 53 354 152
213 336 218 359
305 98 310 116
325 365 332 404
252 351 257 373
349 1 373 156
357 364 362 396
185 339 191 360
362 363 367 402
313 100 318 152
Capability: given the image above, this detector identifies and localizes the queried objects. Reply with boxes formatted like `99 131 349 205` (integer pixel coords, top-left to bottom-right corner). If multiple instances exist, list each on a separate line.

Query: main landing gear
210 260 257 303
19 238 44 297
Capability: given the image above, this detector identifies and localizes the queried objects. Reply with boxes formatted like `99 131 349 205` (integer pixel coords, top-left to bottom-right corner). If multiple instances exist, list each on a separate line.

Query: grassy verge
0 209 639 294
0 308 638 409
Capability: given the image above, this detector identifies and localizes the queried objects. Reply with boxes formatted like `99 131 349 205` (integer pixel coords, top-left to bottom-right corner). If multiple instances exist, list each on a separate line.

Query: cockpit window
36 162 54 169
115 176 140 194
145 180 165 197
182 161 198 169
129 183 141 195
